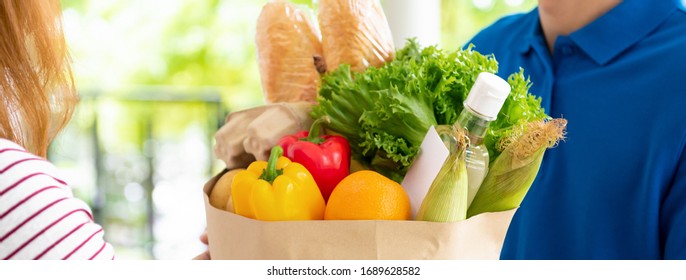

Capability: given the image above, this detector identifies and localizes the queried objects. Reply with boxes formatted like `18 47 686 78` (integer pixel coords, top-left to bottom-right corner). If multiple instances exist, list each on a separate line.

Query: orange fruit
325 170 411 220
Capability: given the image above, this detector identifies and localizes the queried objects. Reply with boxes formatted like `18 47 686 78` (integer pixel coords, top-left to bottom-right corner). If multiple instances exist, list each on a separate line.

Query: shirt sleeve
0 139 115 260
661 139 686 259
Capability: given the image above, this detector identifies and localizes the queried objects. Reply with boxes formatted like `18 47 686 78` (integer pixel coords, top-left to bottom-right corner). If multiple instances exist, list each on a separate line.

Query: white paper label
401 126 449 219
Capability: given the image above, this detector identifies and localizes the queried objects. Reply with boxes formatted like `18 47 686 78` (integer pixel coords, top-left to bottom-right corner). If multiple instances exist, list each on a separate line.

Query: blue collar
518 0 680 65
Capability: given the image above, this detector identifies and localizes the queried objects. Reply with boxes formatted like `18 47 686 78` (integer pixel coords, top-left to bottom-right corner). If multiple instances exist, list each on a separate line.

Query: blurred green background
52 0 536 260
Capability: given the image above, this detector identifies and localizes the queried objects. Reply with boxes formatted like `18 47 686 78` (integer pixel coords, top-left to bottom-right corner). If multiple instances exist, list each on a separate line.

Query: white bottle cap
464 72 511 121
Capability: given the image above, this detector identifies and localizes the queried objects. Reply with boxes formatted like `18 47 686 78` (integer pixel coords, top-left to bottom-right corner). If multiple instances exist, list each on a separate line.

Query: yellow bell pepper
231 146 325 221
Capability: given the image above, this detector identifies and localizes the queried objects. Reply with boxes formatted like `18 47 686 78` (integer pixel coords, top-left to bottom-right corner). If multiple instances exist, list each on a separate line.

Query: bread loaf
318 0 395 73
256 0 323 103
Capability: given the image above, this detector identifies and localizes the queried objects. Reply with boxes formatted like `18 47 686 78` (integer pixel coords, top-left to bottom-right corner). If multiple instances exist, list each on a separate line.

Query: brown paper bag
203 171 516 260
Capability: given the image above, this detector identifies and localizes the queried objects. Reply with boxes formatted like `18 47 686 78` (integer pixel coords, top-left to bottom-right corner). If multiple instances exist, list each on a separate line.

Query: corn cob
416 126 469 222
467 119 567 218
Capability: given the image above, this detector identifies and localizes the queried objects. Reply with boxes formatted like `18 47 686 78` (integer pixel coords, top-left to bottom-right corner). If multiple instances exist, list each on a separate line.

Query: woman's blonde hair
0 0 77 157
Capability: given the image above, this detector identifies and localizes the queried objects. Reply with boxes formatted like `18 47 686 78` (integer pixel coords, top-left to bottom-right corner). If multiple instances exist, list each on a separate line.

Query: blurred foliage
61 0 264 111
60 0 535 112
441 0 536 49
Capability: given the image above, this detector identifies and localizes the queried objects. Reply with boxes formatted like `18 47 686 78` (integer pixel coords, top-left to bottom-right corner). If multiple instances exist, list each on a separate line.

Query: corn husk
416 126 469 222
467 118 567 218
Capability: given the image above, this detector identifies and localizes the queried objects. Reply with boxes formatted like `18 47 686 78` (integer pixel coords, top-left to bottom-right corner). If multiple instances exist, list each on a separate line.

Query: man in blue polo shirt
468 0 686 259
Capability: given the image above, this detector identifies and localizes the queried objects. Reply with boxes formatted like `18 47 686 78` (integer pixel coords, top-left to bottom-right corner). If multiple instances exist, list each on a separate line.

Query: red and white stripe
0 138 114 260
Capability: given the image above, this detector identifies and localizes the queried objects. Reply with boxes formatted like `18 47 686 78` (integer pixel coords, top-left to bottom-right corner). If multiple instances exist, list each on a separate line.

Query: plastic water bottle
435 72 510 208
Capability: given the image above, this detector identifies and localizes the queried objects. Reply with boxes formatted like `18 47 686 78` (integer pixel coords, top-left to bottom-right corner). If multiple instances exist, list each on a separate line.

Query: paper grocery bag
203 171 516 260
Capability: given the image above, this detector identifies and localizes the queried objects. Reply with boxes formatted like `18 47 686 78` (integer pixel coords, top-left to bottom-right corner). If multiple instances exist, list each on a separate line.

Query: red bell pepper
277 117 350 202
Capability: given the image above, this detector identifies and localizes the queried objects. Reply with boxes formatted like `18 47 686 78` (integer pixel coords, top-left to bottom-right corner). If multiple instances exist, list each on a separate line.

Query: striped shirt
0 138 114 260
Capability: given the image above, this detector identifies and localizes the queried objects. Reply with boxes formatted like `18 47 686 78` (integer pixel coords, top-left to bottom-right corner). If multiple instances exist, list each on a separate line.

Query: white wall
383 0 442 48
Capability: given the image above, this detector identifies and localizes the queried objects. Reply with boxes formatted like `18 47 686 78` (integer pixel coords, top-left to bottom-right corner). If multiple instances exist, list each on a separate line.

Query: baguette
256 0 323 103
318 0 395 73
